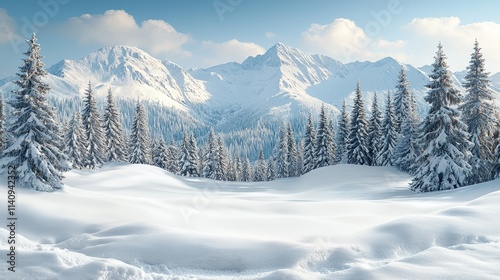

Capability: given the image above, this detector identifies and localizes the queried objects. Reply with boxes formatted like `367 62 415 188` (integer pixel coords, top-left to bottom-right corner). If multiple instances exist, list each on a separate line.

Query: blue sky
1 0 500 76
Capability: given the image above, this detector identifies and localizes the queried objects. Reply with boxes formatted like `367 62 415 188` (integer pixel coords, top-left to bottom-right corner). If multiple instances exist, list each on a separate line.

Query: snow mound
1 163 499 279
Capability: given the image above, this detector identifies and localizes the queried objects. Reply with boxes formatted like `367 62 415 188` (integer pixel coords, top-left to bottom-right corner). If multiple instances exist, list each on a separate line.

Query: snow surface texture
1 163 499 279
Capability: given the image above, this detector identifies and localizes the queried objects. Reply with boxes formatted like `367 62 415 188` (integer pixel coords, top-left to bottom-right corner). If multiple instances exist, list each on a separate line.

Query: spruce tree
393 68 412 134
153 138 169 170
204 128 218 179
179 133 199 177
327 120 337 165
242 156 253 182
129 100 152 164
274 122 289 178
82 81 105 169
315 105 335 168
287 124 298 176
296 140 304 176
266 158 276 181
336 99 350 163
377 92 398 166
166 139 179 174
234 155 242 181
64 112 87 169
1 34 69 191
103 88 126 162
302 113 316 174
394 112 419 173
410 43 472 192
215 137 227 180
459 40 497 184
347 81 370 165
254 147 267 181
367 93 383 166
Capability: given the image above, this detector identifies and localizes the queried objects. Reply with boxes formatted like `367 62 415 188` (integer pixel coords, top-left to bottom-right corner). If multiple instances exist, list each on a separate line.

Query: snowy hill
1 163 499 279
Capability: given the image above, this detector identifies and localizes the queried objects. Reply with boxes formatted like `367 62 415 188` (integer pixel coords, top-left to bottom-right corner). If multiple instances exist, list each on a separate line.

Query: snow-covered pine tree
0 93 5 152
367 93 383 166
242 156 253 182
103 88 127 162
129 100 152 164
1 34 70 191
153 137 169 170
267 158 276 181
296 140 304 176
179 133 199 177
215 137 227 181
226 157 236 181
410 43 472 192
64 112 87 169
336 99 350 163
204 128 218 179
274 122 289 178
394 112 419 173
254 147 267 181
314 105 334 168
234 155 242 181
82 81 105 169
376 92 398 166
327 120 337 165
459 40 497 184
393 68 412 134
347 82 370 165
287 124 298 177
302 113 316 174
167 139 179 174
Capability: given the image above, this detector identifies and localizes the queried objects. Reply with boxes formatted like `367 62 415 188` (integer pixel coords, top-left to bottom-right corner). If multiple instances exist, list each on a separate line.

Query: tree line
1 34 499 192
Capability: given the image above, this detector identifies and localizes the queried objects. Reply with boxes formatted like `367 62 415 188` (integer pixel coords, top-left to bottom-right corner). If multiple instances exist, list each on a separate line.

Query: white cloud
404 17 500 72
62 10 192 58
301 18 408 63
265 32 276 38
0 9 21 45
201 39 265 66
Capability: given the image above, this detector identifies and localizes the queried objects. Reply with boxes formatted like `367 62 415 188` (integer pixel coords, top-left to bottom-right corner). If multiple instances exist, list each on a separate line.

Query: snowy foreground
1 164 500 279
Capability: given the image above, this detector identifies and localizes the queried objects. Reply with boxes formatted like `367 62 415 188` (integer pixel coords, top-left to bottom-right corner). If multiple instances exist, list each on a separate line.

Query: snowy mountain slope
1 163 499 279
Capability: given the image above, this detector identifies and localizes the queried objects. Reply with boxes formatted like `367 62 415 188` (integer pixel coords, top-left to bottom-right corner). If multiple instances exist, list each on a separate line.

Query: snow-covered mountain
1 43 499 139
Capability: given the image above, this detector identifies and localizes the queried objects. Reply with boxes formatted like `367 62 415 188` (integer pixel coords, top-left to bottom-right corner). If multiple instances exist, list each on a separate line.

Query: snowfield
1 163 500 279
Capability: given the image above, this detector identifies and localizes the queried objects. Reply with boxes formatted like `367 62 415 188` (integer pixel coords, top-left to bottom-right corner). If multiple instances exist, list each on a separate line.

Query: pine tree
254 147 267 181
166 139 179 174
204 128 218 179
327 120 337 165
234 155 242 181
459 40 497 184
1 34 69 191
267 158 276 181
82 81 105 169
296 140 304 176
179 133 199 177
153 138 169 169
64 112 87 169
129 100 152 164
314 105 335 168
336 99 350 163
367 93 383 166
377 92 398 166
393 68 413 134
302 113 316 174
0 93 5 152
274 122 289 178
410 43 472 192
242 156 253 182
394 112 419 173
103 88 126 162
215 137 227 181
347 82 370 165
287 124 298 176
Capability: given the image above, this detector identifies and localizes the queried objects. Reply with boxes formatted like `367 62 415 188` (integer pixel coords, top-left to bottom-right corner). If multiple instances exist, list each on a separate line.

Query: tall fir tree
393 68 413 134
410 43 472 192
347 82 370 165
215 137 227 181
166 139 179 174
103 88 127 162
0 93 5 152
336 99 350 163
254 147 267 181
302 113 316 174
314 105 335 168
129 100 152 164
287 123 298 176
179 133 199 177
64 112 87 169
274 122 289 178
82 81 105 169
204 128 218 179
327 120 337 165
1 34 69 191
266 158 276 181
376 92 398 166
153 137 169 170
296 140 304 176
459 40 497 184
367 93 383 166
242 156 253 182
234 155 242 181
